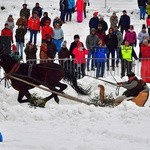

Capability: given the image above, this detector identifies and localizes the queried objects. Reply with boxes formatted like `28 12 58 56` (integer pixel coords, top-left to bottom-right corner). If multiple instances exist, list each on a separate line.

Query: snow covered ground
0 0 150 150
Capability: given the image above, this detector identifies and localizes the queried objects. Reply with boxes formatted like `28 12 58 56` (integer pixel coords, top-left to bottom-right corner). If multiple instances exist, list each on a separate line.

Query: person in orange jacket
73 41 88 78
28 11 40 45
75 0 84 23
41 20 53 43
1 23 13 43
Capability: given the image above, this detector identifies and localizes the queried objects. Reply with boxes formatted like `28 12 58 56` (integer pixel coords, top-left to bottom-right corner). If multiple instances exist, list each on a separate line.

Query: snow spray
0 132 3 142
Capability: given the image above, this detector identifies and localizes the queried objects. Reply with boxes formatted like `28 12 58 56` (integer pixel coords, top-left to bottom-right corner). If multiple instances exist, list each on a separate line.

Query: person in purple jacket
124 25 137 47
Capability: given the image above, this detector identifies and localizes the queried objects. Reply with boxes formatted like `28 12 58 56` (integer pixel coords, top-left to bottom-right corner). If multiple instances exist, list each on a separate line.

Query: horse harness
6 63 20 79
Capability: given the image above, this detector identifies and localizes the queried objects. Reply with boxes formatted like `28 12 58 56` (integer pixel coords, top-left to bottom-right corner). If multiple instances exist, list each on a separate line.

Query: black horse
0 54 90 105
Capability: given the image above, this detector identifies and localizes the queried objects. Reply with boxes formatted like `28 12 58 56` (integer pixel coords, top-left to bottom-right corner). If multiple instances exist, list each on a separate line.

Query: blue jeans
66 9 72 21
139 6 146 19
96 62 105 77
87 49 95 70
16 42 24 58
53 39 63 53
30 30 38 45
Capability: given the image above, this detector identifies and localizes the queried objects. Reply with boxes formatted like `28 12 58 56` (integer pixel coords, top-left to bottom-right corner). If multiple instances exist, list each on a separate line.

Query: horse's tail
63 70 91 95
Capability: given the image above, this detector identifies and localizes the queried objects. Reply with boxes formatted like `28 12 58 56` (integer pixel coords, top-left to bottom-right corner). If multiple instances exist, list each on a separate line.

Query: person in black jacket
59 0 68 23
40 12 51 27
105 28 118 71
89 12 99 31
15 24 26 59
46 35 57 61
137 0 147 20
69 34 80 59
118 10 130 34
32 2 42 18
98 16 108 33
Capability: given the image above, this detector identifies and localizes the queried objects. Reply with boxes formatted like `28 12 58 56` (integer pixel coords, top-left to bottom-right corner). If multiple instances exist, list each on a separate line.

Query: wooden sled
98 84 149 107
131 92 149 107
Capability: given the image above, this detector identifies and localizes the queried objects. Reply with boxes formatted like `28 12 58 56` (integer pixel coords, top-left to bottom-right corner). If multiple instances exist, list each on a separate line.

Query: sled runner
131 91 149 106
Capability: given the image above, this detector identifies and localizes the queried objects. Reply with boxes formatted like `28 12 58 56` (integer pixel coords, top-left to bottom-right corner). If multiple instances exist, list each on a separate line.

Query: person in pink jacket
75 0 84 23
73 41 88 78
124 25 137 47
28 11 40 45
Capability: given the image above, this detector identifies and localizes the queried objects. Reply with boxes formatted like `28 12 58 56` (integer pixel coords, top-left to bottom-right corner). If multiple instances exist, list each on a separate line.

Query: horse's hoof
54 98 59 104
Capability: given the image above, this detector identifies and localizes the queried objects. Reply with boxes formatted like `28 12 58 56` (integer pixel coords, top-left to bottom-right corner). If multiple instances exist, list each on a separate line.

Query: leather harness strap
6 63 20 79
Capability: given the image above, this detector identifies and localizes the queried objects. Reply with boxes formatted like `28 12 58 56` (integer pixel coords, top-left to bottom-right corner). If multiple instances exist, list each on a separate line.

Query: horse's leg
43 85 60 104
17 91 31 103
58 82 67 92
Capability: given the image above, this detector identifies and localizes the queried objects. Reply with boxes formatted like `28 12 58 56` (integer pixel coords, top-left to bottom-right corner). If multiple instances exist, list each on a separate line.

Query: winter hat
62 41 67 46
93 12 98 16
123 10 127 13
74 34 80 39
127 72 135 77
9 14 12 18
36 2 39 5
142 24 146 29
5 23 8 26
91 28 96 32
113 11 116 15
143 39 148 44
23 3 27 7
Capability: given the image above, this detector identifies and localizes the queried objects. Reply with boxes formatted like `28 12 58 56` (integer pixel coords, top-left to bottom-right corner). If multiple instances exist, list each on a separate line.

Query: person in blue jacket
89 12 99 31
66 0 75 21
137 0 148 20
95 39 108 78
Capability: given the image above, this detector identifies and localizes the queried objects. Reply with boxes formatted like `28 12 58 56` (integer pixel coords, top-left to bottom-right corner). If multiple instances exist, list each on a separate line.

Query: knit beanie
142 24 146 29
62 41 67 46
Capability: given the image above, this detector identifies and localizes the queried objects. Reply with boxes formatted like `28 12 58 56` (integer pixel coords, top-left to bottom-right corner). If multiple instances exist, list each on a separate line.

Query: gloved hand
117 82 123 86
88 2 90 6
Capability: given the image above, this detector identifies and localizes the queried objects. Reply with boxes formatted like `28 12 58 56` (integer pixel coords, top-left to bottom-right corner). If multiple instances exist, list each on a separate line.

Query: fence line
0 58 148 82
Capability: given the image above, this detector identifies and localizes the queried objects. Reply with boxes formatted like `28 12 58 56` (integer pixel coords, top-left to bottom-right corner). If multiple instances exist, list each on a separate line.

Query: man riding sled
115 72 149 106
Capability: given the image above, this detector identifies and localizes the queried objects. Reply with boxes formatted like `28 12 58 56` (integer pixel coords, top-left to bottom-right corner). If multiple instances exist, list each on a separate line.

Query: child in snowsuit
73 41 88 79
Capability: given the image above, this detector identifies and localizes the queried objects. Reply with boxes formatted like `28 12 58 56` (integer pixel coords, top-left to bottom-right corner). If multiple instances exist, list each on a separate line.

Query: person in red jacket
141 39 150 82
73 41 88 78
28 11 40 45
1 23 13 43
146 14 150 36
75 0 84 23
41 20 53 43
